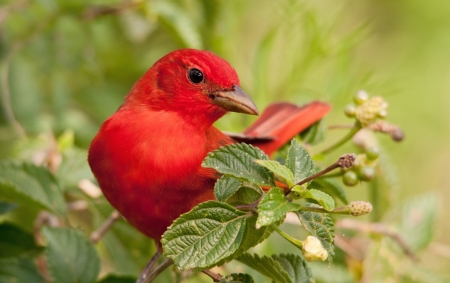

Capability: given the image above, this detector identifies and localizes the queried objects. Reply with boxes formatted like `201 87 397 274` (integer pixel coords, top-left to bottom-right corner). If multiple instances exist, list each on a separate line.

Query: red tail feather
242 101 331 155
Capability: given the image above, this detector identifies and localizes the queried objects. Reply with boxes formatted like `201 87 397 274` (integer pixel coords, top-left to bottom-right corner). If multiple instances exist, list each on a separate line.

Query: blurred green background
1 0 449 282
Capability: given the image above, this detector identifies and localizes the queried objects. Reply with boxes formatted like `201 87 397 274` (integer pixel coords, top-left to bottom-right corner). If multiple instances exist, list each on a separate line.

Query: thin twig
234 198 262 210
67 200 89 211
336 219 418 262
90 210 121 243
284 154 356 195
296 163 340 187
83 0 143 20
328 124 354 130
137 258 173 283
320 122 362 155
202 270 223 282
136 242 163 283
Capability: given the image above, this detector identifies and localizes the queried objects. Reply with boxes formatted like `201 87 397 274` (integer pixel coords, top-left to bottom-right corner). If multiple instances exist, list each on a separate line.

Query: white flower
302 236 328 261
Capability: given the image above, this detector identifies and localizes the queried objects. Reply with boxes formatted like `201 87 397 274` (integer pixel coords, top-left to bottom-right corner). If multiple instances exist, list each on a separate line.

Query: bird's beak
211 85 259 115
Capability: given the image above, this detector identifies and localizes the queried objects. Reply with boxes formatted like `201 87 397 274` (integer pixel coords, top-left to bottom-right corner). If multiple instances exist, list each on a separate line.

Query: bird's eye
188 68 204 84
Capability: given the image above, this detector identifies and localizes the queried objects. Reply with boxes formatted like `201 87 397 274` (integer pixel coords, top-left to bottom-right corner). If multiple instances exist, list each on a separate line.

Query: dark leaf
311 178 349 204
161 201 248 270
202 143 275 186
0 257 45 283
214 176 242 202
300 120 326 145
220 273 254 283
296 208 335 261
237 253 291 283
42 227 100 283
257 187 301 227
272 253 314 283
97 274 137 283
285 140 316 185
0 223 43 259
0 161 66 215
0 200 18 215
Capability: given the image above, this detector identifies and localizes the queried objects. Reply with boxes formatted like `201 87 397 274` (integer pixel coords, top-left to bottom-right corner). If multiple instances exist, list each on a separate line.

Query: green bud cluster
342 147 379 186
344 91 388 126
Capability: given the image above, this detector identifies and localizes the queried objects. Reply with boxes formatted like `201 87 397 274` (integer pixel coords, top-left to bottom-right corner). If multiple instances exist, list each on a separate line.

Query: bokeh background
1 0 449 282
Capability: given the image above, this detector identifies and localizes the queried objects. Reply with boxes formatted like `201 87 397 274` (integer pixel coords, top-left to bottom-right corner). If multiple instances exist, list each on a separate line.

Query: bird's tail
229 101 331 156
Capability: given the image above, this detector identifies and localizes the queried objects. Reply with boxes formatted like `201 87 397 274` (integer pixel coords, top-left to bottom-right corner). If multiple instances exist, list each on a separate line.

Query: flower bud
349 201 373 216
302 236 328 261
353 90 369 105
344 104 356 117
355 95 389 126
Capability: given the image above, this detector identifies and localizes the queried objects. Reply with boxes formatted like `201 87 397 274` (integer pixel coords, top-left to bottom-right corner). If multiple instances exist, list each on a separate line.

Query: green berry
343 170 358 186
365 147 379 160
353 90 369 105
358 166 375 181
344 104 356 118
352 154 365 169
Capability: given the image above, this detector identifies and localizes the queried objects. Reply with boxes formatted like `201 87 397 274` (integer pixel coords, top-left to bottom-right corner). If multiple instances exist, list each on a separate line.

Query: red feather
88 49 330 240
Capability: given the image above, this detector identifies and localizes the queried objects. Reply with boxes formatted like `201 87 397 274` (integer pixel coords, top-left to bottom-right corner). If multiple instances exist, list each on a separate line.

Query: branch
202 270 223 282
336 218 418 262
83 0 143 20
320 122 362 155
284 154 356 195
90 210 121 243
367 121 404 142
328 124 354 130
136 258 173 283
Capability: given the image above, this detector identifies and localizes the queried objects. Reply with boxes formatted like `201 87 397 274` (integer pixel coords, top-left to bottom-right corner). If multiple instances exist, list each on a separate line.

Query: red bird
88 49 330 242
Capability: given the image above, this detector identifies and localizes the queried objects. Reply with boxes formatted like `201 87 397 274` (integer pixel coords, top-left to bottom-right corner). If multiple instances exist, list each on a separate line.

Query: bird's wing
225 101 331 156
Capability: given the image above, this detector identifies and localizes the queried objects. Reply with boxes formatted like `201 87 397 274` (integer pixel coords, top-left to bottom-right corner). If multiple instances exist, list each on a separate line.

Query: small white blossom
302 236 328 261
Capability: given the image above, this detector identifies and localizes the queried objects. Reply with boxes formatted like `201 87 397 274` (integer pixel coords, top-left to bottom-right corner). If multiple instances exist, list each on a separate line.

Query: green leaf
257 187 301 227
395 194 437 252
309 264 353 283
0 161 66 215
285 139 316 185
161 201 248 270
254 160 294 187
253 27 278 100
0 257 45 283
214 176 242 202
151 1 202 48
202 143 275 186
296 209 335 261
42 227 100 283
225 184 263 207
272 254 314 283
88 200 146 276
97 275 136 283
300 120 326 145
311 178 349 204
0 223 43 259
292 187 335 211
220 273 254 283
237 253 292 283
57 148 94 188
232 214 278 259
0 200 18 215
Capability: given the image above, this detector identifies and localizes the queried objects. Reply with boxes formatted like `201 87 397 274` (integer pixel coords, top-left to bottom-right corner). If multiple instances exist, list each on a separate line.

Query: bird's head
126 49 258 127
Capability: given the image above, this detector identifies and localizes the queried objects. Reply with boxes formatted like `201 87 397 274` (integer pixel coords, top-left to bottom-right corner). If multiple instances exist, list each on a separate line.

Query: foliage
0 0 448 282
